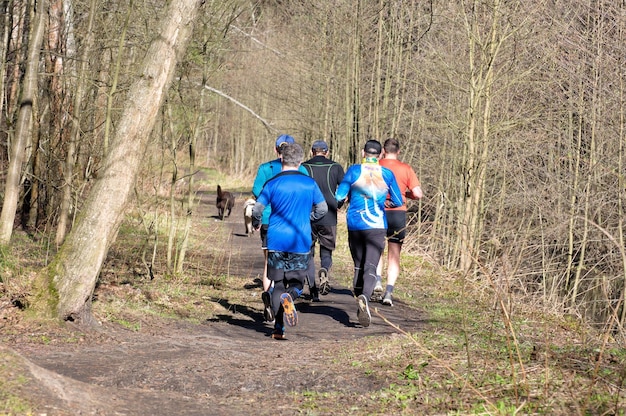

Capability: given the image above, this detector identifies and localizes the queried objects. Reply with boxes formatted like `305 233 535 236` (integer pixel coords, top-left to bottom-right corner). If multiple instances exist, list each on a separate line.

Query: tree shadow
243 278 263 290
206 297 266 329
296 301 355 327
232 233 252 238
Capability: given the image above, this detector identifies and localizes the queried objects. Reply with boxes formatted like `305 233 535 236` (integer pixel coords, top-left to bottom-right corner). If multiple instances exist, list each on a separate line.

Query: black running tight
348 229 386 299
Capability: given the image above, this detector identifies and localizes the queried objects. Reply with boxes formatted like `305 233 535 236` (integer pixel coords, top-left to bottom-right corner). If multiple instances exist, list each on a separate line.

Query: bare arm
407 185 423 200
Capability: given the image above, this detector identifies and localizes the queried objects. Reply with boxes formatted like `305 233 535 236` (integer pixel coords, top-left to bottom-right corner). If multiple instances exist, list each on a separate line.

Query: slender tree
0 0 47 244
55 0 97 246
30 0 203 324
0 0 12 140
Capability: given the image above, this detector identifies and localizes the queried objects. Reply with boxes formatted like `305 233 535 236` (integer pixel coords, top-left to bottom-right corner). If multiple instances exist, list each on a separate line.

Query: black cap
363 140 382 155
311 140 329 152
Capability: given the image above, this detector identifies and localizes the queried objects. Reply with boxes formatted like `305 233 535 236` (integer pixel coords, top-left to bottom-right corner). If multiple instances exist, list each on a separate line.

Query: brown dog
216 185 235 220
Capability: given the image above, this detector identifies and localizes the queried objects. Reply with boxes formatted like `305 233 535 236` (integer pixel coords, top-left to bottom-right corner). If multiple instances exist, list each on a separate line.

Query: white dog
243 198 256 236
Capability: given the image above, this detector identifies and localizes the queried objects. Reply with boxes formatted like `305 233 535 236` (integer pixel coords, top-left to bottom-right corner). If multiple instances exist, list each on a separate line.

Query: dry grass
1 173 626 414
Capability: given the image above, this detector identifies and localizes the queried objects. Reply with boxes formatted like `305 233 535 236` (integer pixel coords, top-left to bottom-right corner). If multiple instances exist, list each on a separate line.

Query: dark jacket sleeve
311 201 328 221
251 201 265 228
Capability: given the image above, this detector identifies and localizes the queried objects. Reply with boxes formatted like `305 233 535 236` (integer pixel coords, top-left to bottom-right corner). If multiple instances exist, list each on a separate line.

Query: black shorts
386 210 407 244
267 251 309 282
311 224 337 251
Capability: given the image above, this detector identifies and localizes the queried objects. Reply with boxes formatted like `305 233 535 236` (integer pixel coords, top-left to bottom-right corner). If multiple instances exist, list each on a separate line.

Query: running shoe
318 268 331 295
356 294 371 327
271 325 286 340
291 286 304 300
382 292 393 307
262 291 274 322
281 293 298 327
371 275 384 301
310 287 320 302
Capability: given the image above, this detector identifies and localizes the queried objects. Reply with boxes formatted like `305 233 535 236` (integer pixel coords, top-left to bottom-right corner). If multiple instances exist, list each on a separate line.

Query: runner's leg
348 230 364 296
261 224 271 292
319 246 333 271
384 211 406 294
361 229 386 299
386 241 402 288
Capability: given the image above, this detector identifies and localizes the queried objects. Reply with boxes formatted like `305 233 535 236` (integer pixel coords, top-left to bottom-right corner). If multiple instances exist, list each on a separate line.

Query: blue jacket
252 159 308 225
253 171 327 253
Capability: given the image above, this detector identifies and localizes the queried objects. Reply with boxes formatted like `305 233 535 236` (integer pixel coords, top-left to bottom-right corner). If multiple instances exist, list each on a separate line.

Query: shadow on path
205 193 426 342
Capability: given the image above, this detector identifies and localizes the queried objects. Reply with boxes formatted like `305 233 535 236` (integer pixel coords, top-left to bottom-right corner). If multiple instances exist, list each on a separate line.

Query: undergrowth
1 169 625 415
308 220 626 414
0 349 35 415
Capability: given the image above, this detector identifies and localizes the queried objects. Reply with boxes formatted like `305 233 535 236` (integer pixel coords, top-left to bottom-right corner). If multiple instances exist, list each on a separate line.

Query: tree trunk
166 103 180 272
347 0 362 164
0 0 11 139
31 0 202 324
4 0 28 167
457 0 503 273
103 0 133 156
175 89 203 274
617 68 626 324
55 0 96 247
0 0 47 244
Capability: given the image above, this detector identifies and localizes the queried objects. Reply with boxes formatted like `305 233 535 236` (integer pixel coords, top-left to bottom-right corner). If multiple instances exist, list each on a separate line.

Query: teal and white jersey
335 159 403 231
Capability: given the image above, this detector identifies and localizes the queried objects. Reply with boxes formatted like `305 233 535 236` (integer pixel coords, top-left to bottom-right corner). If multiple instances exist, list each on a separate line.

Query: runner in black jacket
302 140 345 300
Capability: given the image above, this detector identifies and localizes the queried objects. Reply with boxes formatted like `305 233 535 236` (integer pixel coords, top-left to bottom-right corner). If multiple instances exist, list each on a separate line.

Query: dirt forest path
6 192 426 416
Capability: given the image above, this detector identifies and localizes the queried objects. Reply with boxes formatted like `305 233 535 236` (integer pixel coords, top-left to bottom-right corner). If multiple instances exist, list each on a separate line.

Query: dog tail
217 184 223 198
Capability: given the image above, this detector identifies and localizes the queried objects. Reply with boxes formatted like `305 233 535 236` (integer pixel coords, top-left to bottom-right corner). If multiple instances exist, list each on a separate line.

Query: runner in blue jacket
252 134 308 322
252 143 327 340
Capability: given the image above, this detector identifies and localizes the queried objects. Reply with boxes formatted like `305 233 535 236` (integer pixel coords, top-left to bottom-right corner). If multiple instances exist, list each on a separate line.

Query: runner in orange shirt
374 138 423 306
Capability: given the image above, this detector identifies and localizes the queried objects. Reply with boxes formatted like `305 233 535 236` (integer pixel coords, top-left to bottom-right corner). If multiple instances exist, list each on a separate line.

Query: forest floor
1 186 625 415
0 189 427 416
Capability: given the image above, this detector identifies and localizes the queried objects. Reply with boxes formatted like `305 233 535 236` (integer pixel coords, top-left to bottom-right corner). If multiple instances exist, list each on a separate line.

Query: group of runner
250 135 422 340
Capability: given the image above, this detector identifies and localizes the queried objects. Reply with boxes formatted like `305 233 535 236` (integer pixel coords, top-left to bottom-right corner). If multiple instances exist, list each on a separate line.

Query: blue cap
275 134 295 149
311 140 329 152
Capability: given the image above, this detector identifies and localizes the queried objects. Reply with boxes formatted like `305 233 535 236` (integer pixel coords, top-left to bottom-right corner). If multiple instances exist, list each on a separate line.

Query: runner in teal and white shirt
335 140 403 328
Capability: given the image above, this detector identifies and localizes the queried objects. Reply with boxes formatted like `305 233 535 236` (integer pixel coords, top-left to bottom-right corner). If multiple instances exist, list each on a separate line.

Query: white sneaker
372 275 384 301
356 294 371 327
382 292 393 307
318 268 331 295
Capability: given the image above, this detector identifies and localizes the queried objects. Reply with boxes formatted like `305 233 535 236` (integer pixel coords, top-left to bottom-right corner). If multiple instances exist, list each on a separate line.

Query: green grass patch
3 180 626 415
0 351 35 415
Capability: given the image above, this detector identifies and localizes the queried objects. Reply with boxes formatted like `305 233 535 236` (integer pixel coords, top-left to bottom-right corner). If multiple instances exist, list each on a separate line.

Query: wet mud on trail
3 191 426 416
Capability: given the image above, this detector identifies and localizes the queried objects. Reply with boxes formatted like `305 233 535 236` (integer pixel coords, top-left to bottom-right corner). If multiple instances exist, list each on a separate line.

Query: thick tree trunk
0 0 47 244
31 0 202 324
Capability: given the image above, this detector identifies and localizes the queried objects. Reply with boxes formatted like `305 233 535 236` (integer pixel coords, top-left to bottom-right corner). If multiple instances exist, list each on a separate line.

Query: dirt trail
4 192 425 415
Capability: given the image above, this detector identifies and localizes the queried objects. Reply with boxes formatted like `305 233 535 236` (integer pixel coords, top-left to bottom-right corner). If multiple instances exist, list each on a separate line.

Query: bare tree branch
202 84 276 133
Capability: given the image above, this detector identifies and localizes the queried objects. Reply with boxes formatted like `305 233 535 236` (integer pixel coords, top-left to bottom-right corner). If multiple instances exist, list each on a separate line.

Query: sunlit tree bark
457 0 505 272
0 0 47 244
30 0 203 324
55 0 97 246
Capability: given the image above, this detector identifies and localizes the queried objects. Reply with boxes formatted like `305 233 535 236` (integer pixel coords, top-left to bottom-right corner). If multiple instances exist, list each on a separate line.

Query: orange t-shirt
380 158 421 211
